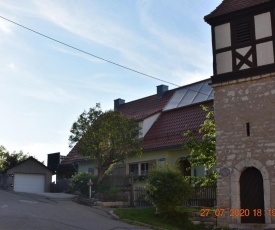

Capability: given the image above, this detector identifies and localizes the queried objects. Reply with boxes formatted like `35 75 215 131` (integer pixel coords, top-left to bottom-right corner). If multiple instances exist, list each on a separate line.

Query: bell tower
205 0 275 228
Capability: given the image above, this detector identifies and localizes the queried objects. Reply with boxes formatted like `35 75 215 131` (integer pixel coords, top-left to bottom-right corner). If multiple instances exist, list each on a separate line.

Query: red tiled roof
116 90 175 120
60 146 86 165
205 0 272 21
143 101 213 151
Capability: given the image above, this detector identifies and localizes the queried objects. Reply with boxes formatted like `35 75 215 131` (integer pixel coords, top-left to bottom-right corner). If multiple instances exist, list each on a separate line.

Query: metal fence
129 185 217 207
0 174 13 190
131 186 151 207
50 179 70 193
188 185 217 207
101 175 131 188
50 175 216 208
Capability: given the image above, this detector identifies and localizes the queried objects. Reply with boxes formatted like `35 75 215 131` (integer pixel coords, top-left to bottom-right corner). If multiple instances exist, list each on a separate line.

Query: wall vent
235 21 251 45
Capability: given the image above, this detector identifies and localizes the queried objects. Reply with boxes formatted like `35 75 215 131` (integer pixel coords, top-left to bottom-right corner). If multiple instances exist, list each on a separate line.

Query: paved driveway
0 190 149 230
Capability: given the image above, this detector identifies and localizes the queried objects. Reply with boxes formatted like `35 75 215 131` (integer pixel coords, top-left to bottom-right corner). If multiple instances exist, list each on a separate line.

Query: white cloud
24 86 75 103
8 62 17 70
49 45 102 63
0 68 78 103
172 68 212 86
31 1 171 81
133 3 214 87
0 18 13 34
33 1 142 51
74 74 144 97
57 131 70 135
137 7 211 72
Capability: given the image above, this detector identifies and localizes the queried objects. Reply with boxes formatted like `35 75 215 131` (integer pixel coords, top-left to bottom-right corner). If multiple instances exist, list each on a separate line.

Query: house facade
205 0 275 228
56 79 214 184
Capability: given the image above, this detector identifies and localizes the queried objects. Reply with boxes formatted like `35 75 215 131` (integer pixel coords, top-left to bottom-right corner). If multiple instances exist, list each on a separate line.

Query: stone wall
212 72 275 229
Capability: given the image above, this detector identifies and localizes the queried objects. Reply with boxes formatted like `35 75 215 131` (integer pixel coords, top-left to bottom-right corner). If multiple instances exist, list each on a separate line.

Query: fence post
129 173 134 207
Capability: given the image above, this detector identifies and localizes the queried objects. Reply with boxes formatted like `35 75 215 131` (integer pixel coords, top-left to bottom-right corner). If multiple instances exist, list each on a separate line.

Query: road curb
109 210 119 220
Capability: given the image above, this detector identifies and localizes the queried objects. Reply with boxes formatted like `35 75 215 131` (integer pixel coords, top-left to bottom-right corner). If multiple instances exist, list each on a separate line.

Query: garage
6 157 52 193
14 173 45 193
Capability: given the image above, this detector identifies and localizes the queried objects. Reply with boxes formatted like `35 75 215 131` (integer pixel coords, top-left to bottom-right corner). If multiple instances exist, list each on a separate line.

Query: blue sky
0 0 222 164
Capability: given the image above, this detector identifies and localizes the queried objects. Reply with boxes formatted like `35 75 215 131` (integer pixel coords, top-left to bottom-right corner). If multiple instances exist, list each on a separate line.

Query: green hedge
145 165 192 214
68 172 98 197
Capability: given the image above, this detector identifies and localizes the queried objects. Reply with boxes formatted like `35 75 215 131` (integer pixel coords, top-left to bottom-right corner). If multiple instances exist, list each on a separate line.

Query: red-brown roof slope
60 146 86 165
117 90 175 120
143 101 213 151
205 0 271 21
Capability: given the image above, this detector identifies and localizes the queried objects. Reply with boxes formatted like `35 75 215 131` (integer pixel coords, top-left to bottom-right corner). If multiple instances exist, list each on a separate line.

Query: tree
0 145 29 172
69 103 142 180
182 105 216 185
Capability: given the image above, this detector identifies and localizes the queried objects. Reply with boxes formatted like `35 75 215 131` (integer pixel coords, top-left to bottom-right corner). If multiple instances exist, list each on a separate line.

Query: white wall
256 41 274 66
139 113 160 138
254 12 272 40
215 23 231 49
216 51 232 74
78 160 98 175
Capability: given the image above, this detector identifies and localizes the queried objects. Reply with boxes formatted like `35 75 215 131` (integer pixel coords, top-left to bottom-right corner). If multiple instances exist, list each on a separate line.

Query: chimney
114 98 125 110
157 85 168 98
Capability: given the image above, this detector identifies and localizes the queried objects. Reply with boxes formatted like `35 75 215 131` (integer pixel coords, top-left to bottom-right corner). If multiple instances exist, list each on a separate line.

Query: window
179 159 191 177
129 164 138 177
140 163 149 175
88 168 94 174
129 162 149 176
88 167 98 176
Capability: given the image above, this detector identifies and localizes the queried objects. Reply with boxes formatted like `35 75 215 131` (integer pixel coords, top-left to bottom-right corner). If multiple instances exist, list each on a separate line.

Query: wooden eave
205 1 275 26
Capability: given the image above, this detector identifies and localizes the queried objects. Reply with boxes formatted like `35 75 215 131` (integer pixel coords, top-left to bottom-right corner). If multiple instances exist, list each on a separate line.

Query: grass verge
114 207 212 230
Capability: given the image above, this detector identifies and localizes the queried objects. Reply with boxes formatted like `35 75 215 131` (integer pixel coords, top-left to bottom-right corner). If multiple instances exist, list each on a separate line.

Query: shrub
109 186 119 196
145 165 192 214
68 172 98 197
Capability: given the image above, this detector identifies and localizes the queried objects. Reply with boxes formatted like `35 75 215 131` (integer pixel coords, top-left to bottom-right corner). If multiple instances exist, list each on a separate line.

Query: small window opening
235 21 251 45
246 122 250 136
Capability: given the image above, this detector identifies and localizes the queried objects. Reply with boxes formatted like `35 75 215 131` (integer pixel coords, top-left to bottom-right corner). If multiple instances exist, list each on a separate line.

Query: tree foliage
0 145 29 172
69 103 142 179
145 165 192 214
182 105 216 185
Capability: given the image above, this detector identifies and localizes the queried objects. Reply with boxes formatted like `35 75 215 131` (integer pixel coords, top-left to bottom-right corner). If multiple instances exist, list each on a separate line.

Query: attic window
235 21 251 45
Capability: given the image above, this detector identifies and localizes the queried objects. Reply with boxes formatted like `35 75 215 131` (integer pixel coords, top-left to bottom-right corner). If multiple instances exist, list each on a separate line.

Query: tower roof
205 0 272 21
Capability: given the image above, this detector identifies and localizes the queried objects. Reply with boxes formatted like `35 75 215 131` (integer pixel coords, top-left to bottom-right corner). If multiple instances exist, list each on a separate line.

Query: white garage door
14 174 45 193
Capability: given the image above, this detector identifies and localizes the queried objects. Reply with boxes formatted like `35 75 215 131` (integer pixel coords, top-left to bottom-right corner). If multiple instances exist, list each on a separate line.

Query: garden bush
68 172 98 197
145 165 192 214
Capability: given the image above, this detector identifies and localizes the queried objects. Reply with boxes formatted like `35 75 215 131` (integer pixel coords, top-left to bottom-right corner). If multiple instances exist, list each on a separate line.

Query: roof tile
60 146 86 165
143 101 213 151
205 0 272 21
116 90 175 120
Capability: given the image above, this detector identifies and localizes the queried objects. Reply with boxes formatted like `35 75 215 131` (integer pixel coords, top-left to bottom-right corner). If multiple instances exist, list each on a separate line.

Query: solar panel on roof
163 88 188 110
178 89 197 107
163 80 213 111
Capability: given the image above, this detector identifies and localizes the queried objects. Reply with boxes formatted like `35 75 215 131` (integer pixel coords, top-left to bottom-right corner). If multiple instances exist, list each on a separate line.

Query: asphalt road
0 190 149 230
